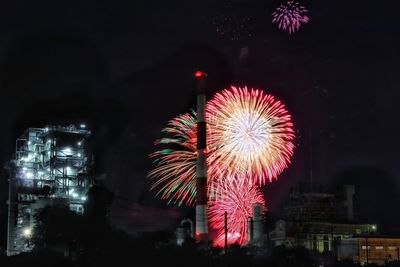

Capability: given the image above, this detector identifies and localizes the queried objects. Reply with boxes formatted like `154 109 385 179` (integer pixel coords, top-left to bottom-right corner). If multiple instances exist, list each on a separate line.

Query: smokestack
252 203 264 242
195 70 208 240
343 185 355 221
247 217 253 243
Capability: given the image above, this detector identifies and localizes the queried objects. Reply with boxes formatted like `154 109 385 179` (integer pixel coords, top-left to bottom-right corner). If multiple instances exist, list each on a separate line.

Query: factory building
269 184 378 254
337 235 400 265
6 124 93 256
270 220 376 253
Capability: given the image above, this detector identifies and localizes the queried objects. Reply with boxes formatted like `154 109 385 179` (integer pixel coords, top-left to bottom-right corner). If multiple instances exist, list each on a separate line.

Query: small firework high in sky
208 180 266 246
211 0 253 41
272 0 309 34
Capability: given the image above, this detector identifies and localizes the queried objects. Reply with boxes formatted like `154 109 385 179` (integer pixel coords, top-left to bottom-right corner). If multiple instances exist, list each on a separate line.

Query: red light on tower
194 70 208 78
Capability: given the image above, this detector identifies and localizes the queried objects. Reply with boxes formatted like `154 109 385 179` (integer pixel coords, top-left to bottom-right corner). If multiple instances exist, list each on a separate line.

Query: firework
148 112 199 206
208 180 266 246
211 1 253 41
272 0 309 34
147 111 227 206
207 86 295 186
148 86 294 205
212 13 253 41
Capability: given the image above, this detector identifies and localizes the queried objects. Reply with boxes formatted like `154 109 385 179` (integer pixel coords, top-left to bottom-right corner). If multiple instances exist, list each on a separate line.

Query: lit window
63 147 72 154
388 246 397 250
362 246 371 250
376 246 383 250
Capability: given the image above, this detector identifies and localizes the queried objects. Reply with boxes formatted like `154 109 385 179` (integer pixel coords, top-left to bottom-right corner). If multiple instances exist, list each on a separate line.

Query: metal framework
6 124 93 255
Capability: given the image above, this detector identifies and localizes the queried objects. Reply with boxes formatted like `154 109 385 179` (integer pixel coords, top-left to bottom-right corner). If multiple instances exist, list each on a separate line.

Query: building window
362 246 371 250
376 246 383 250
312 236 317 251
388 246 397 250
323 236 329 252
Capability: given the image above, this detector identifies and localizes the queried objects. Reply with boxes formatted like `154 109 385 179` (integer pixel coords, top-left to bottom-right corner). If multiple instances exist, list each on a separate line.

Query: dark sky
0 0 400 235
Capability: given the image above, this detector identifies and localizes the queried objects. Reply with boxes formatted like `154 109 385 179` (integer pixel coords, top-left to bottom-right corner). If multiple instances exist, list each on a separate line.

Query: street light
365 224 376 265
22 227 32 238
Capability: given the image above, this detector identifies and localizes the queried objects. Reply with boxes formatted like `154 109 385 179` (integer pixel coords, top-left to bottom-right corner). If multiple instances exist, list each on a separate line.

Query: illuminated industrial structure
6 124 93 256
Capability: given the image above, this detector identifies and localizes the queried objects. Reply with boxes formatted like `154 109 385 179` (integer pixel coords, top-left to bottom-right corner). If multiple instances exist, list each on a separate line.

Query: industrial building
269 184 378 255
337 235 400 265
270 220 376 253
6 124 93 256
174 203 265 247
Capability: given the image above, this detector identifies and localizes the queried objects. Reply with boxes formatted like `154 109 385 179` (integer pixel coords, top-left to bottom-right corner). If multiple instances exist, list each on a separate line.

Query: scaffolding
284 192 337 222
6 124 93 255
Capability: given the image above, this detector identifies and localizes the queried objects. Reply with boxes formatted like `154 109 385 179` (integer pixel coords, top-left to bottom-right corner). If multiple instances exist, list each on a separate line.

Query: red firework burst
208 180 266 246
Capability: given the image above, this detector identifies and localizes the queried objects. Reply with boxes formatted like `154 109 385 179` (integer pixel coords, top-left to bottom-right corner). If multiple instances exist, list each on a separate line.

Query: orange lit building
337 235 400 265
358 235 400 265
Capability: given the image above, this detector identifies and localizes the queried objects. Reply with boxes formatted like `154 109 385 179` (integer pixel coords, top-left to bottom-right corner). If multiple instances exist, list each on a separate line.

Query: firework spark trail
208 180 266 246
148 112 199 206
148 112 224 205
272 0 309 34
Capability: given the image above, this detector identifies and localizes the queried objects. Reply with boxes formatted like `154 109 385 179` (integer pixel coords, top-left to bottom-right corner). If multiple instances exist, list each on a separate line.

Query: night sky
0 0 400 237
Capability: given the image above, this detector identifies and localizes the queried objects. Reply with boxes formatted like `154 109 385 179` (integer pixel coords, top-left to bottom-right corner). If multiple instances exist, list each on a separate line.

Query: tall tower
195 70 208 240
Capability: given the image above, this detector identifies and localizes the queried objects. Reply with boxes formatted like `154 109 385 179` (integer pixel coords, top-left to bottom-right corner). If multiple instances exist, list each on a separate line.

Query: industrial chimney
252 203 264 242
195 70 208 240
343 185 355 222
